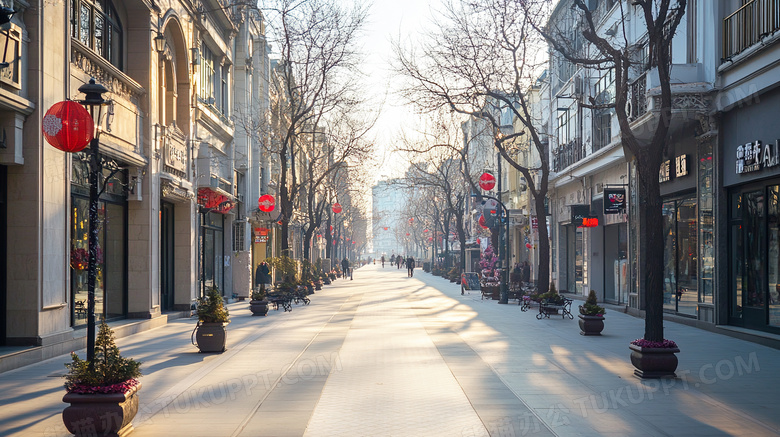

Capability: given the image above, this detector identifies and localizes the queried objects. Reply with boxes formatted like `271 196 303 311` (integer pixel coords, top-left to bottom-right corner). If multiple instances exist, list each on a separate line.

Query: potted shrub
62 319 142 437
448 267 460 283
193 287 230 353
579 290 606 335
249 284 269 316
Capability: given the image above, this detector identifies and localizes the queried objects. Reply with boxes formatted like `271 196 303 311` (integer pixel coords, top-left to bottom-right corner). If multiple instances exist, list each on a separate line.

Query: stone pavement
1 263 780 436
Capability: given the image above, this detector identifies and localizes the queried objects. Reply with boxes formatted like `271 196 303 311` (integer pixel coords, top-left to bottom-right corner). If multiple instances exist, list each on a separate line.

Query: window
70 0 123 70
557 102 575 146
233 222 246 252
220 64 230 115
199 44 216 104
662 197 698 317
592 69 615 151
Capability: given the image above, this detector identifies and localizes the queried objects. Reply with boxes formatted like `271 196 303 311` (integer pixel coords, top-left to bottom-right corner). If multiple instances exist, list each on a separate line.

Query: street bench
536 298 573 320
267 292 293 312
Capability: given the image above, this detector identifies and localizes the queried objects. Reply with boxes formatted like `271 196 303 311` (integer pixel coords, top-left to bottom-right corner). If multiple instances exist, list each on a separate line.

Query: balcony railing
723 0 780 60
628 72 647 121
553 139 585 172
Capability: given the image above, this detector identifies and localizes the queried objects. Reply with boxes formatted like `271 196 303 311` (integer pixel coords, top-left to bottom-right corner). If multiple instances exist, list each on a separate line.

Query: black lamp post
473 192 510 304
78 78 110 363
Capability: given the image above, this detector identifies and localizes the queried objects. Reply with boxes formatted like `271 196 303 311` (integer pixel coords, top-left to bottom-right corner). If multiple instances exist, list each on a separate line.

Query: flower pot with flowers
479 245 501 300
579 290 606 335
193 287 230 353
249 284 269 316
62 319 142 437
629 338 680 379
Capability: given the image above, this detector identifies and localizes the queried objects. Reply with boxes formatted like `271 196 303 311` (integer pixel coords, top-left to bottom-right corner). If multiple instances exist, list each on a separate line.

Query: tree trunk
535 193 550 295
638 163 665 342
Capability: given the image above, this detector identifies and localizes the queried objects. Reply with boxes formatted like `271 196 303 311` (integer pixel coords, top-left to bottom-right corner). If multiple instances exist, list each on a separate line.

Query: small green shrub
580 289 606 316
64 319 142 393
251 284 266 301
197 287 230 323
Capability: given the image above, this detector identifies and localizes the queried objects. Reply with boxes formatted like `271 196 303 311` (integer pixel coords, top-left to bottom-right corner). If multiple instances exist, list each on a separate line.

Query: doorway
160 202 174 311
0 166 6 345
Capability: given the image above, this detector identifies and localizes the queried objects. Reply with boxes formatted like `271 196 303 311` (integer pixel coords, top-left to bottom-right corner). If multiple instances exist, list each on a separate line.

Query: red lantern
383 227 388 231
258 194 275 212
406 233 410 236
330 226 333 231
478 172 496 191
42 101 94 153
428 237 433 242
332 203 342 213
423 229 429 233
525 243 532 249
409 217 414 223
352 241 356 244
478 215 488 229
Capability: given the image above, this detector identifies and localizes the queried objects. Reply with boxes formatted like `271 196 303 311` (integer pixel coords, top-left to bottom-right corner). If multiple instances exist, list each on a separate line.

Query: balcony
552 139 585 173
723 0 780 60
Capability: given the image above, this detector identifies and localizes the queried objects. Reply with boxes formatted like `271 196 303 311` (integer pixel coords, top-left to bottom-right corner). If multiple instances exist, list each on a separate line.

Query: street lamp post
78 79 110 363
473 192 510 304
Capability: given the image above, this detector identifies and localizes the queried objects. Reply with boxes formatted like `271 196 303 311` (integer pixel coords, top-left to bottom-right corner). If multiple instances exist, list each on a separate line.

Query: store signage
570 204 589 227
603 188 626 214
736 139 780 174
659 154 689 183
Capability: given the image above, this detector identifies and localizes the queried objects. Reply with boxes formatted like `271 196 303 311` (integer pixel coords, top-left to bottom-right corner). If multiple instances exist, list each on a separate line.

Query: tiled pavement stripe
423 325 557 437
303 287 490 437
232 293 364 437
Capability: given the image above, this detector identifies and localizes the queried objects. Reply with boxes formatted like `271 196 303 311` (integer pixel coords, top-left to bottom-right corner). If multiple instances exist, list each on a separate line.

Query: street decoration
258 194 275 212
526 243 533 249
478 214 488 229
332 203 342 213
42 100 94 153
478 172 496 191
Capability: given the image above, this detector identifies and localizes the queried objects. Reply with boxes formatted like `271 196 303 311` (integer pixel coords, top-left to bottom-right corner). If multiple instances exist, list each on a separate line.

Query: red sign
531 217 538 229
581 216 599 228
42 101 94 153
258 194 275 212
332 203 342 213
197 188 234 214
478 172 496 191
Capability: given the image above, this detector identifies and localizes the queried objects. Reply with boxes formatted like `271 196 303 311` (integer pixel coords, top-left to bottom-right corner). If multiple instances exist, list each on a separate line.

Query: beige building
0 0 271 370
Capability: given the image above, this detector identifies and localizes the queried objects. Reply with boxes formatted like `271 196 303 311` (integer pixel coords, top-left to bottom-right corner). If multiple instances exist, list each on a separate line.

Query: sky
358 0 437 183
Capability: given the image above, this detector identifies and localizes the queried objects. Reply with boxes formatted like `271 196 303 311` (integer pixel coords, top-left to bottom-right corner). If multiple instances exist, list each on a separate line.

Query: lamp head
78 78 108 107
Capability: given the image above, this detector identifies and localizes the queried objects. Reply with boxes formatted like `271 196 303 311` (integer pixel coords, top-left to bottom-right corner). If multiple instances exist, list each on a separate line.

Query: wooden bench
536 298 574 320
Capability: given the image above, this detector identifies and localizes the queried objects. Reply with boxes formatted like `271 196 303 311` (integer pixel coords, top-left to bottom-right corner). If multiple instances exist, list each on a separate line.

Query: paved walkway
1 264 779 436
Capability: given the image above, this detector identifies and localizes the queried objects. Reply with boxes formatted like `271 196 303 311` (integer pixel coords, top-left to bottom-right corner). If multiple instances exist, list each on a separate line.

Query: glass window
769 186 780 327
744 190 765 309
731 192 743 319
70 0 123 70
699 140 714 304
662 196 698 316
199 44 216 104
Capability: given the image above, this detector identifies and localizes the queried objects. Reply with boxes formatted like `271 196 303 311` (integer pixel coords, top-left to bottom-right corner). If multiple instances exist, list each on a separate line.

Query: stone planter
62 382 141 437
629 344 680 379
578 314 605 335
195 322 228 353
249 300 269 316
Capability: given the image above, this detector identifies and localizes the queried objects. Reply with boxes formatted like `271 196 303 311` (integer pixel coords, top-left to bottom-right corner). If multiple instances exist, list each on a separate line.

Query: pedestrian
406 256 415 277
522 261 531 286
390 254 396 264
341 257 352 280
255 262 272 290
397 255 403 269
381 255 385 268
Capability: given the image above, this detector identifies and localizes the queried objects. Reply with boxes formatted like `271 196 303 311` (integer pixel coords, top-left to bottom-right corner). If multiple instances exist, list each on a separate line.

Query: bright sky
359 0 438 183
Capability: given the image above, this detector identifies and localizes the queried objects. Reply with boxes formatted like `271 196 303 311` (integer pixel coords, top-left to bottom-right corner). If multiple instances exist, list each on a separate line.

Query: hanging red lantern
42 101 94 153
383 227 388 231
478 215 488 229
525 243 532 249
409 217 414 223
428 236 433 242
478 172 496 191
332 203 342 213
258 194 275 212
330 226 333 231
406 233 410 236
423 229 429 233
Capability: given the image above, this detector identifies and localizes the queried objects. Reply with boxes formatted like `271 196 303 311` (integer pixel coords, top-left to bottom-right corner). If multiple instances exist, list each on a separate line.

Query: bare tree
395 0 553 295
261 0 369 254
532 0 687 343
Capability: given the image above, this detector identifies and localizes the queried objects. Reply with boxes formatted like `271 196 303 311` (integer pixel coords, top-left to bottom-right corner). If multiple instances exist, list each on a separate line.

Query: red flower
631 338 678 349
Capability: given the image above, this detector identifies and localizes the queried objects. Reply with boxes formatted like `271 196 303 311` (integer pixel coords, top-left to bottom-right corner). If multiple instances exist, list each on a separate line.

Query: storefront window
744 191 765 309
731 193 743 319
662 196 697 316
699 140 714 304
71 162 127 326
769 186 780 327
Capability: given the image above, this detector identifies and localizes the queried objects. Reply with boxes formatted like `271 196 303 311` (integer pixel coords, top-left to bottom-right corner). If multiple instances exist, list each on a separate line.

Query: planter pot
62 382 141 437
195 322 228 353
629 344 680 379
578 314 605 335
249 300 269 316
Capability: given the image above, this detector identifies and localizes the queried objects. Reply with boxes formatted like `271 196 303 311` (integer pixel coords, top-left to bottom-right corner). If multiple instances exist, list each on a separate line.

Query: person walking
397 255 403 269
406 256 415 277
522 261 531 287
381 255 385 268
341 257 352 280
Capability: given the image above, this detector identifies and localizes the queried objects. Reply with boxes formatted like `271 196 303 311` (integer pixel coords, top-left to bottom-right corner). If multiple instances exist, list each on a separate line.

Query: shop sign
603 188 626 214
736 140 780 175
570 204 589 227
659 154 689 183
531 217 538 229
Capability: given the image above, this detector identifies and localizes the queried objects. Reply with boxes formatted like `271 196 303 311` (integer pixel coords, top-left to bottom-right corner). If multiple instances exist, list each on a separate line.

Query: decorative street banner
603 188 626 214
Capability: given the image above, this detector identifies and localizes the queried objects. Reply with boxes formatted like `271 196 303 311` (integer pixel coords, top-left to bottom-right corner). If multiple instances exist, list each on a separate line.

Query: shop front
723 87 780 333
70 159 128 327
